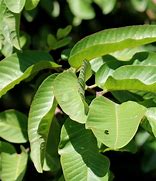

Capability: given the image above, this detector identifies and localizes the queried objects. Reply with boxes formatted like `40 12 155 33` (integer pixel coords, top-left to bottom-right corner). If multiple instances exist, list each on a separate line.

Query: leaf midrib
114 104 119 148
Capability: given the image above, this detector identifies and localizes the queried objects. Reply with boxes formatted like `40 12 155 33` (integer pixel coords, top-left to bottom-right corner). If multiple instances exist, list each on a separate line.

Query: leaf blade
53 71 87 123
86 96 146 149
0 110 28 143
28 74 57 172
59 119 110 181
69 25 156 68
0 51 59 98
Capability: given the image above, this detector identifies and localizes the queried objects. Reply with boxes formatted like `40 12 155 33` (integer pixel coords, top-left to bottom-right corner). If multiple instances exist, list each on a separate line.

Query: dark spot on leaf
104 130 109 135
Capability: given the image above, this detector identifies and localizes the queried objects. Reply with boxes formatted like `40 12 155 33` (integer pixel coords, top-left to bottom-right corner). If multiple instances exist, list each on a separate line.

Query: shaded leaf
86 96 146 149
28 74 57 172
57 25 72 39
0 51 59 98
53 71 87 123
69 25 156 68
59 118 110 181
25 0 40 10
0 110 27 143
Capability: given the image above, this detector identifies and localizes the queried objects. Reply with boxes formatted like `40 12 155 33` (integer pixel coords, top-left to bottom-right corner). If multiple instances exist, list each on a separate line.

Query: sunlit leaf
69 25 156 68
94 0 116 14
28 74 57 172
86 96 146 149
67 0 95 20
53 71 87 123
0 51 59 98
0 110 28 143
0 143 28 181
0 2 21 56
4 0 26 13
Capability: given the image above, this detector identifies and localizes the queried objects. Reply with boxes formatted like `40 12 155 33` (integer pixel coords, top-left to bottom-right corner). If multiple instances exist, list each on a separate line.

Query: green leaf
99 52 156 92
0 51 59 98
104 65 156 92
43 117 61 172
4 0 26 13
111 91 143 103
53 71 87 123
67 0 95 20
0 2 21 56
57 25 72 40
69 25 156 68
0 143 28 181
28 74 57 173
25 0 40 10
78 60 92 97
145 108 156 137
51 37 72 50
86 96 146 149
59 118 110 181
93 0 116 14
0 110 28 143
131 0 148 12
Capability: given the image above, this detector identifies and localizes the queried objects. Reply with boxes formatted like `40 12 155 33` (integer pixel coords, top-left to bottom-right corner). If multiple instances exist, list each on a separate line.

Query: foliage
1 0 156 181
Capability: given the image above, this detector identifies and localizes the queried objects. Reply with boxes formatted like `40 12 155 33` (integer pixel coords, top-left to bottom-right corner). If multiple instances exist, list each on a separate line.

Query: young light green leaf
131 0 148 12
57 25 72 39
53 71 87 123
0 2 21 56
59 118 110 181
4 0 26 13
86 96 146 149
0 144 28 181
145 108 156 137
0 51 59 98
28 74 57 173
93 0 116 14
25 0 40 10
67 0 95 20
69 25 156 68
0 110 28 143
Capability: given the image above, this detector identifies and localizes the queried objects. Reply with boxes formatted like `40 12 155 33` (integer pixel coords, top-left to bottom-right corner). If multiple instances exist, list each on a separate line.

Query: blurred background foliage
1 0 156 180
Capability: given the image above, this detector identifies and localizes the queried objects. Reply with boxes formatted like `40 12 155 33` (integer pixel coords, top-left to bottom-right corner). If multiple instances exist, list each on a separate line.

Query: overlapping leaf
4 0 26 13
86 96 146 149
0 142 28 181
28 74 57 173
0 1 21 56
144 108 156 137
59 118 110 181
0 51 59 98
93 0 116 14
69 25 156 68
53 71 87 123
67 0 95 20
25 0 40 10
0 109 28 143
95 52 156 92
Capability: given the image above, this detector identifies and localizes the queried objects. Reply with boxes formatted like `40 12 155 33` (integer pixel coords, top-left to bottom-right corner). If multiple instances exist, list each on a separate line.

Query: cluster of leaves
1 0 156 181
